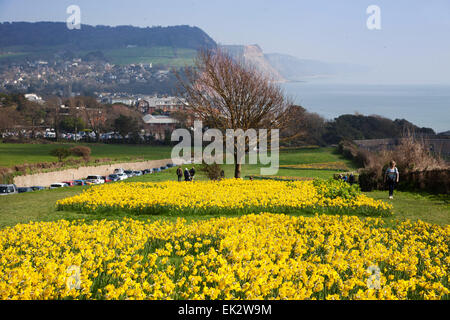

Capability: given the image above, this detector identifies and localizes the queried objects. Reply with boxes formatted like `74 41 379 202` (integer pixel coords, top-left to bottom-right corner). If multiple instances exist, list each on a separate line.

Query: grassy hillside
1 146 448 228
103 46 196 66
0 143 172 167
0 45 197 67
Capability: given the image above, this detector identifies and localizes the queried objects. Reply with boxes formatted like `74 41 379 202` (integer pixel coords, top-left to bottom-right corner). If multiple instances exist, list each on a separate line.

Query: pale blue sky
1 0 450 84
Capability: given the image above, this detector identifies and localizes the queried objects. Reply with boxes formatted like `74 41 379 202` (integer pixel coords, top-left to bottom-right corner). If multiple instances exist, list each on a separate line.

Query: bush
339 135 449 194
50 148 71 162
398 169 450 194
313 178 361 199
358 167 382 192
70 146 91 162
200 162 223 180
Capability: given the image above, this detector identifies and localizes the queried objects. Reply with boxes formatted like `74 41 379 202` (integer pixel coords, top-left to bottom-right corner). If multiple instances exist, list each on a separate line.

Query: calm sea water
281 83 450 133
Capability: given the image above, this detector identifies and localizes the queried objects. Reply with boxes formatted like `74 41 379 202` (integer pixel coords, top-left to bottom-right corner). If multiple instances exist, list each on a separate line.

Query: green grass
0 45 196 67
366 191 450 226
102 46 196 66
0 143 172 167
0 146 448 228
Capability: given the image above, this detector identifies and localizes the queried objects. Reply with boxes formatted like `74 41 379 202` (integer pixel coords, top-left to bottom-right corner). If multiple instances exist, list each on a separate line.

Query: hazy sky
1 0 450 84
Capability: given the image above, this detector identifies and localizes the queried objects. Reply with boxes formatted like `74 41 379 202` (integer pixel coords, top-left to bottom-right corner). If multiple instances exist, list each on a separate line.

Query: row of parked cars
0 163 176 196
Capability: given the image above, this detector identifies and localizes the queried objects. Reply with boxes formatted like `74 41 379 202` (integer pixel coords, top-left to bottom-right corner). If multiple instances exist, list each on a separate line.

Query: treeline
0 22 216 51
0 93 144 142
282 106 436 146
0 93 438 146
1 71 181 96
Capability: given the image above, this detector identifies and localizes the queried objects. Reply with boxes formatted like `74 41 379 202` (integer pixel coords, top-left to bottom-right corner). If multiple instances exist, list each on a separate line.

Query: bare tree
176 49 294 178
45 97 63 140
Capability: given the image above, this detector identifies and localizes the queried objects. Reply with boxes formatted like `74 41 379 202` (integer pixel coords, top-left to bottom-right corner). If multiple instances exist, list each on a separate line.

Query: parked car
18 187 34 193
114 168 125 174
108 174 120 182
31 186 45 191
116 173 128 180
124 170 135 177
73 180 87 186
133 171 143 176
0 184 18 195
167 163 175 168
50 183 68 189
153 168 161 172
62 181 76 187
85 175 105 184
160 166 168 170
102 176 112 183
142 169 153 175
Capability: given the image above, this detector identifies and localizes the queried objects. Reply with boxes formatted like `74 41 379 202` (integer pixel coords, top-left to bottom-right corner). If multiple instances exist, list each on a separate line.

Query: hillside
265 53 369 81
220 44 286 82
0 22 216 50
218 45 368 82
0 22 216 66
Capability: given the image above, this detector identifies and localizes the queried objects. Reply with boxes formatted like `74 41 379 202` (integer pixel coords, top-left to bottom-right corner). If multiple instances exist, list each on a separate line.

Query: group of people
176 167 196 182
338 160 399 199
338 173 356 185
174 160 400 199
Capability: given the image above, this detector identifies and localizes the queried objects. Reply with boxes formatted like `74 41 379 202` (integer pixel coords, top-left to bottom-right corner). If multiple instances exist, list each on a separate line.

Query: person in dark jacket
348 173 355 185
189 167 196 181
176 167 183 182
184 168 191 181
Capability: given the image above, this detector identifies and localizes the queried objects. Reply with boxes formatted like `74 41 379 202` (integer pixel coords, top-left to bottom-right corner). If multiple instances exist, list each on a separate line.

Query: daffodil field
56 179 393 217
0 213 448 300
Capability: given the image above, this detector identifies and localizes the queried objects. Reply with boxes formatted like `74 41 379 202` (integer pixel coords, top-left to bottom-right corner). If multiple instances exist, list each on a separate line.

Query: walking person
384 160 399 199
189 167 196 181
176 167 183 182
184 168 191 182
349 173 355 185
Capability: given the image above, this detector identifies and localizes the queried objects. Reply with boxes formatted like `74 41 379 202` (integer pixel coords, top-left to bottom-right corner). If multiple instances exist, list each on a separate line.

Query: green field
0 146 448 228
0 143 172 167
102 46 196 66
0 45 196 67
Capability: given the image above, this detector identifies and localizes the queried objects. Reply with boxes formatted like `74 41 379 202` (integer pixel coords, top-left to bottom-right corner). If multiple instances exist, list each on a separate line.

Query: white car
116 173 128 180
85 175 105 184
50 183 68 189
114 168 125 174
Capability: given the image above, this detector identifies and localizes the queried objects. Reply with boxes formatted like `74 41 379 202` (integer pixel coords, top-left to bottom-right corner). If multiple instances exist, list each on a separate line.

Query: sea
280 83 450 134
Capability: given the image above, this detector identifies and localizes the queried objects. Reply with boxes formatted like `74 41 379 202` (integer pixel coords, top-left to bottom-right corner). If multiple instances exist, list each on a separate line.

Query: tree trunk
234 163 241 179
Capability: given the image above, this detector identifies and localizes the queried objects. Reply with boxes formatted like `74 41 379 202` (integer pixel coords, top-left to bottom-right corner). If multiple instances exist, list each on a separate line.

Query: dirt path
13 158 183 187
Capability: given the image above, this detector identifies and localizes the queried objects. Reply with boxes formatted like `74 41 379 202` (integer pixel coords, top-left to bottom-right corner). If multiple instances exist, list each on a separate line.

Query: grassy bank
1 147 448 228
0 143 172 167
0 182 448 228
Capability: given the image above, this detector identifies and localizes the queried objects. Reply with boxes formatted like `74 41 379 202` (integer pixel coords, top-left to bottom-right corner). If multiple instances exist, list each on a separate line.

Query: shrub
398 169 450 194
200 162 222 180
313 178 361 199
49 148 71 162
340 135 449 194
358 167 382 192
70 146 91 162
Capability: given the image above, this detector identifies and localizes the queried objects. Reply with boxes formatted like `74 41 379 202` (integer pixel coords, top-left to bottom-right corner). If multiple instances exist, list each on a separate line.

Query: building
142 114 178 140
142 96 187 114
24 93 44 104
136 99 150 113
110 97 136 106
